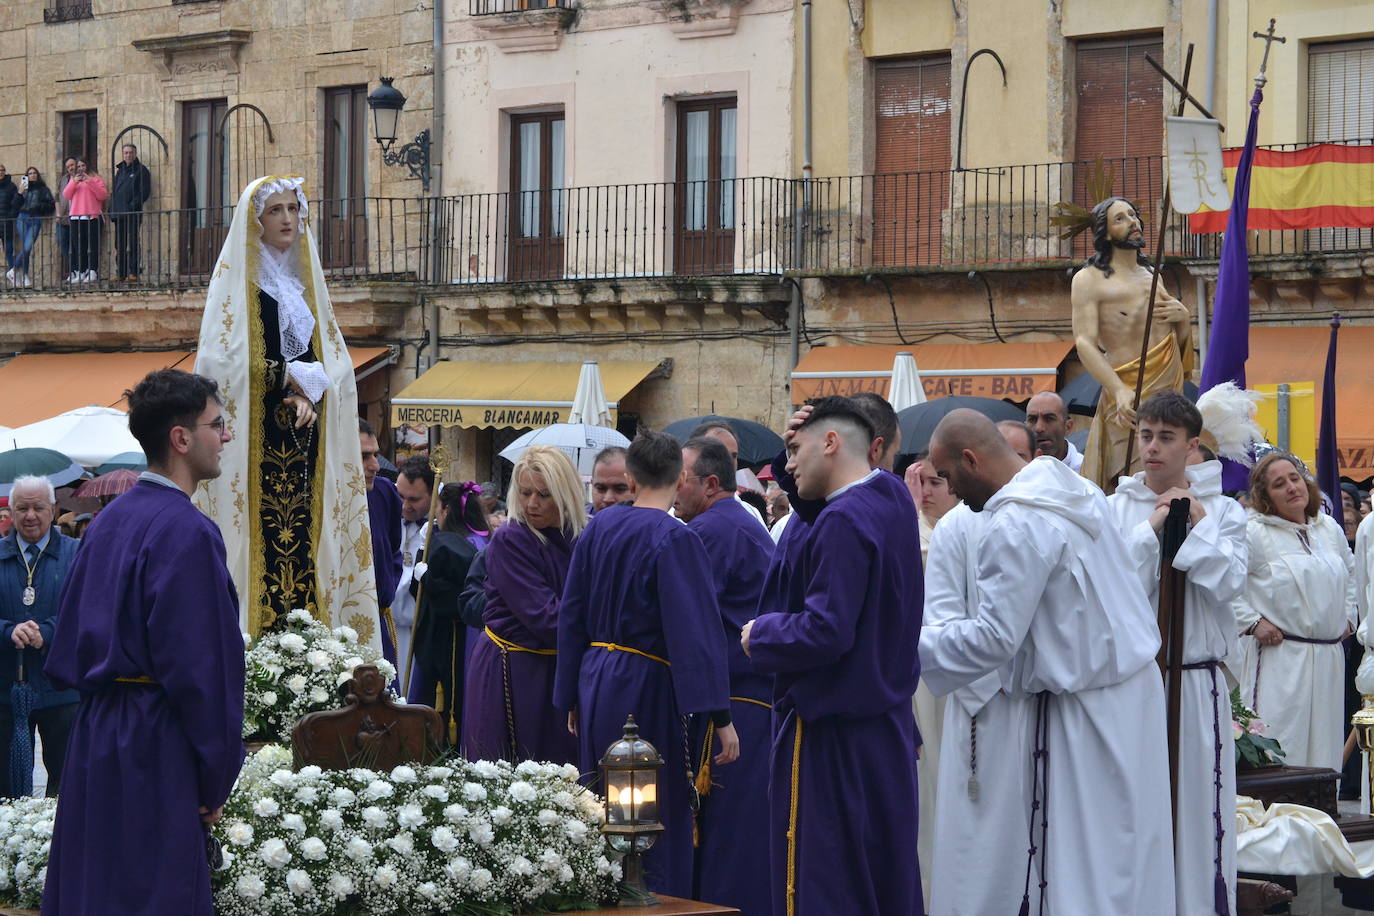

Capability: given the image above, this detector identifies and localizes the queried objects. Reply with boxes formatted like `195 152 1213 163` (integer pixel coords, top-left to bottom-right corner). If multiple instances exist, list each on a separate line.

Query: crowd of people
0 144 152 289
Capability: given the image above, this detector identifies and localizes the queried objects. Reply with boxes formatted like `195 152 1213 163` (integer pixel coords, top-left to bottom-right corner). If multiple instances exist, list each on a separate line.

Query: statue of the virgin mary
194 176 380 651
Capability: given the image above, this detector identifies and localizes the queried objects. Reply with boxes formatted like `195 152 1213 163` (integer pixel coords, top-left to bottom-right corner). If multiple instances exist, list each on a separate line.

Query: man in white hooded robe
920 409 1175 915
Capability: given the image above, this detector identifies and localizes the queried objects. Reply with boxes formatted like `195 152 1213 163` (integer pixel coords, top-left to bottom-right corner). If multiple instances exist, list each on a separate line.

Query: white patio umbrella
12 406 142 468
889 351 927 412
499 423 631 477
0 428 15 452
566 360 612 427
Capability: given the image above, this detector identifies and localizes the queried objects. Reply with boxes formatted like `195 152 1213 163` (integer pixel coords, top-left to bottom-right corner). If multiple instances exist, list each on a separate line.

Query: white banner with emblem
1166 116 1229 214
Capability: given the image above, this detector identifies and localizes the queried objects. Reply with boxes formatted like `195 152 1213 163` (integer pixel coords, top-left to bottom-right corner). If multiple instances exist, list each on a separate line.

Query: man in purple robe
43 369 245 915
675 436 774 916
743 396 923 916
554 429 738 899
361 420 404 677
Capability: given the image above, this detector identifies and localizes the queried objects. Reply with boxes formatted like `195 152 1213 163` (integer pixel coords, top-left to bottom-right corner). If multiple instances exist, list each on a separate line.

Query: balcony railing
469 0 573 14
43 2 92 23
4 145 1370 295
0 197 431 293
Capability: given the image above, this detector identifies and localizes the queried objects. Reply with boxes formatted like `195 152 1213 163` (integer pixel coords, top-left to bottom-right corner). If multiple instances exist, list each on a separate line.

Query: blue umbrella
0 447 86 498
9 650 34 797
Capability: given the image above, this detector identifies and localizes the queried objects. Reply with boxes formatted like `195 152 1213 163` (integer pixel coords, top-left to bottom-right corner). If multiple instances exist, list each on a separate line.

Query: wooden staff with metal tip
1122 44 1194 476
401 444 449 695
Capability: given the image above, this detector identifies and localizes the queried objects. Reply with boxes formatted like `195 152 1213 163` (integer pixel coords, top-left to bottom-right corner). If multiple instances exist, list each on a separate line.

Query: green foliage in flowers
1231 687 1286 768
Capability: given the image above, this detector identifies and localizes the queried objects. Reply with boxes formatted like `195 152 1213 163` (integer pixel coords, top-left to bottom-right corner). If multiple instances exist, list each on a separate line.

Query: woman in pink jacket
61 159 106 283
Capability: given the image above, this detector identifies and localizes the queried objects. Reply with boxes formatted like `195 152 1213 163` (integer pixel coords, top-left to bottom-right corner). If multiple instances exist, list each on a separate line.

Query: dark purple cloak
553 505 730 900
42 480 245 916
367 475 404 672
461 521 576 765
748 470 924 916
686 498 775 916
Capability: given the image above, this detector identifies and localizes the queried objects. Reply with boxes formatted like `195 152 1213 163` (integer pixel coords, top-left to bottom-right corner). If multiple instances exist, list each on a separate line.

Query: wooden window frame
507 110 565 280
674 96 737 275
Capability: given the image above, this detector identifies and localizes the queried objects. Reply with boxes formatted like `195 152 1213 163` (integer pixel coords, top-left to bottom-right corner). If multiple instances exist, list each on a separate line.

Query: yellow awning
390 360 661 429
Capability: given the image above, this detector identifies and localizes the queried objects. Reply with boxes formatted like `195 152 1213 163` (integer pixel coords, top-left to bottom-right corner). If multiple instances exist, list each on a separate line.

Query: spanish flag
1189 142 1374 233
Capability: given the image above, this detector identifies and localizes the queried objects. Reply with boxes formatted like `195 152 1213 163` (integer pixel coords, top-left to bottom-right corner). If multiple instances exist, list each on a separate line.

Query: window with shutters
1072 34 1163 256
61 110 98 174
508 111 565 281
180 98 229 277
1308 40 1374 248
872 55 951 267
674 97 737 275
321 85 368 269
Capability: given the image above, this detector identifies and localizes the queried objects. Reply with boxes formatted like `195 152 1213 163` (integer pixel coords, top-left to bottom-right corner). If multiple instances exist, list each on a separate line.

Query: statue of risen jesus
1071 197 1193 493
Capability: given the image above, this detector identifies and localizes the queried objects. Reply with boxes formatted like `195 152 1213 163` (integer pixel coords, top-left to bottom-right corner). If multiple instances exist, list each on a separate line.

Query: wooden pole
1159 497 1191 833
1122 44 1194 477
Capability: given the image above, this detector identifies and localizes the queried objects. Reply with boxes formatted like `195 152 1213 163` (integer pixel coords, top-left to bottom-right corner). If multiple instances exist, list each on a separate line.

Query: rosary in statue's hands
283 393 317 429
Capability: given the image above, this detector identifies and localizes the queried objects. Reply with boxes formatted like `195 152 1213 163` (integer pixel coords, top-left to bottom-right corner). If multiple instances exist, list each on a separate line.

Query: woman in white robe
1235 452 1357 772
194 176 379 651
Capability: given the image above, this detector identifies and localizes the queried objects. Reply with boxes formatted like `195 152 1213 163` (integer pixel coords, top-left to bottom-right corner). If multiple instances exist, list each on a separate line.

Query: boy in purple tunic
554 429 738 899
361 419 404 676
675 437 774 916
43 369 246 916
743 397 923 916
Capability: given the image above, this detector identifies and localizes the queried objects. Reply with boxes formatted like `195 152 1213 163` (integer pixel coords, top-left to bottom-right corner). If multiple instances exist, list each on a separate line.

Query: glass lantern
1353 697 1374 815
599 715 665 900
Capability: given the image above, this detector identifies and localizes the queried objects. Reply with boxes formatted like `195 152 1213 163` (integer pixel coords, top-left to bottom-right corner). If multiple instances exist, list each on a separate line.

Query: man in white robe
925 420 1035 916
920 409 1175 915
1106 392 1247 916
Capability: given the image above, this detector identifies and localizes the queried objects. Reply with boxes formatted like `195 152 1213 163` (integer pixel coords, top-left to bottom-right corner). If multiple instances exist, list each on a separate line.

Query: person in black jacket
11 168 55 288
409 481 491 745
0 165 19 280
111 144 152 282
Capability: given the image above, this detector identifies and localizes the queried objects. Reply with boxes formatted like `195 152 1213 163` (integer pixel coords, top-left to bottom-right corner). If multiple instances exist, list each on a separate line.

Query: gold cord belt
484 626 557 656
590 641 670 667
113 675 159 686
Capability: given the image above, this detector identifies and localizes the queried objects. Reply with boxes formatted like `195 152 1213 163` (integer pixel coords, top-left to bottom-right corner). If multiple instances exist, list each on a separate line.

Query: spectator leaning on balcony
61 158 107 284
111 144 152 283
10 168 55 289
0 165 19 279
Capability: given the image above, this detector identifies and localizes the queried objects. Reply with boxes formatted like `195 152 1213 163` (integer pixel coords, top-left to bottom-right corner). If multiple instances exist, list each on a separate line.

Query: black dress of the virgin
254 288 322 629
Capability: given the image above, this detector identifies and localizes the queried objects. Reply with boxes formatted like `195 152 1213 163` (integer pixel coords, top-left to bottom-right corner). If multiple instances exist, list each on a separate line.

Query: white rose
539 849 563 871
281 813 306 835
260 691 279 707
561 763 580 781
236 873 267 899
421 785 449 801
428 766 454 781
305 649 331 671
507 781 536 803
386 832 414 856
285 868 313 895
390 765 418 784
285 674 308 695
361 806 389 830
287 608 313 625
258 837 292 868
595 855 614 876
269 769 295 788
443 803 468 823
430 825 460 854
508 855 533 877
537 809 560 827
309 687 329 704
373 865 398 888
445 856 472 882
552 790 576 810
515 760 541 776
252 797 280 818
490 805 512 826
335 670 354 687
344 836 373 862
327 872 355 900
564 819 589 843
319 809 345 831
363 779 395 801
558 863 574 883
462 782 487 802
468 821 495 845
278 633 308 654
14 862 30 881
329 788 357 808
343 655 365 671
396 804 425 829
226 822 254 847
469 867 493 891
334 625 360 644
300 837 328 861
472 761 500 779
417 881 440 901
297 764 322 778
294 786 319 805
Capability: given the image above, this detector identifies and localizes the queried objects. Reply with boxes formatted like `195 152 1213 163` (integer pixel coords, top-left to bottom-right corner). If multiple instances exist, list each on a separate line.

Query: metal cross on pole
1253 18 1287 89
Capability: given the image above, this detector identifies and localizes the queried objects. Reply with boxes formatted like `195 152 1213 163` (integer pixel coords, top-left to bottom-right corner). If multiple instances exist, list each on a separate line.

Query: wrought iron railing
468 0 573 14
4 145 1370 295
43 2 92 23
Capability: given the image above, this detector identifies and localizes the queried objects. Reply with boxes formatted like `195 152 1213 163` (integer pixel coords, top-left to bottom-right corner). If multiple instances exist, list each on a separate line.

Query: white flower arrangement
210 746 619 915
243 609 397 743
0 797 56 908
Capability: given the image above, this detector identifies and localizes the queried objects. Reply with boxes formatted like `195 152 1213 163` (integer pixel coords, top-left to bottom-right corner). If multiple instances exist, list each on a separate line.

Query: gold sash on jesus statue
1081 332 1193 494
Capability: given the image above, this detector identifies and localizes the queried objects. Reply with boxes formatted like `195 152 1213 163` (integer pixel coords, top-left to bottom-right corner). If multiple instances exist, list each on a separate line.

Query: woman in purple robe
462 446 585 764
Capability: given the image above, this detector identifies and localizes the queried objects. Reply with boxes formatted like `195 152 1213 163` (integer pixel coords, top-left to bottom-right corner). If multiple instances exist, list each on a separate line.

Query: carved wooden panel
291 665 444 771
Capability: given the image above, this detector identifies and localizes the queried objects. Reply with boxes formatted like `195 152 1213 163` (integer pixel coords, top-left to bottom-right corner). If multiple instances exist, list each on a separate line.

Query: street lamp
366 77 432 193
599 715 664 903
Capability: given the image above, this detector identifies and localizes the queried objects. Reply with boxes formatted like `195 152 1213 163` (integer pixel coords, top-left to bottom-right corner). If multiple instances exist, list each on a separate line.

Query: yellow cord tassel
695 721 716 798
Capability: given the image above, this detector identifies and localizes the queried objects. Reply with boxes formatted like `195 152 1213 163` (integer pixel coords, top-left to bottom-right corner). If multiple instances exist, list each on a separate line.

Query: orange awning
790 341 1077 404
0 346 394 428
1245 325 1374 480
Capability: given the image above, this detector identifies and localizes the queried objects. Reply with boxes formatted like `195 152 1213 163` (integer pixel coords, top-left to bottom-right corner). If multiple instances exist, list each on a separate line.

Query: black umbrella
663 415 784 468
896 397 1026 457
10 650 33 797
1059 374 1200 417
